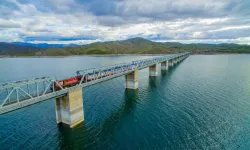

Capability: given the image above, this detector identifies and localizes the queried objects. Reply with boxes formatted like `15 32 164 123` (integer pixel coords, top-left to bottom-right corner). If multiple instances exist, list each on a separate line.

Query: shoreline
0 52 249 58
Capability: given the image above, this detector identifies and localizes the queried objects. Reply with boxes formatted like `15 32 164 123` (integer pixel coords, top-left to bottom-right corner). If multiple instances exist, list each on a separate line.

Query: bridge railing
76 52 189 85
0 77 67 107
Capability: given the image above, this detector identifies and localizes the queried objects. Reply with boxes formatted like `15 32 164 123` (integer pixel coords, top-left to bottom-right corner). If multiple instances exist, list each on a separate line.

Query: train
50 54 174 91
51 62 142 91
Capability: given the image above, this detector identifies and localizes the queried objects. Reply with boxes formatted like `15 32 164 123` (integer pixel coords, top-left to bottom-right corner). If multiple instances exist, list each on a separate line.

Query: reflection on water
57 89 139 149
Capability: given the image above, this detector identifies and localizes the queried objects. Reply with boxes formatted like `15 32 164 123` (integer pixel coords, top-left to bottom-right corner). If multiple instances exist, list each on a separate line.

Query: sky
0 0 250 45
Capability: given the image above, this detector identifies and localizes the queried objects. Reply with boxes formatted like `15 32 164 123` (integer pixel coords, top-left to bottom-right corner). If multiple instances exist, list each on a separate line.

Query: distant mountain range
0 42 41 55
0 38 250 56
12 42 78 48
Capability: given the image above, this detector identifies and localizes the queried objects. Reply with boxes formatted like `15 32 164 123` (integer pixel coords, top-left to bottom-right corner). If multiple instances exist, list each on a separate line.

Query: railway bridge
0 52 190 128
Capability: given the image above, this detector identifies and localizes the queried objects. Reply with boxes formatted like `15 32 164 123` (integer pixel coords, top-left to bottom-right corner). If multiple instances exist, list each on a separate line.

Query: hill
12 42 78 48
1 38 250 56
0 42 42 55
33 38 250 56
162 42 250 54
31 38 184 56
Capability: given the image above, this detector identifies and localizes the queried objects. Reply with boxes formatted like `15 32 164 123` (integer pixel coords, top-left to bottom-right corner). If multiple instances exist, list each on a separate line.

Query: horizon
1 0 250 45
5 37 250 47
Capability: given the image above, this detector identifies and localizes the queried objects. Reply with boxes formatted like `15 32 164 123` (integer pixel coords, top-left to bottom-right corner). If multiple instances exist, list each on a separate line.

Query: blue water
0 54 250 149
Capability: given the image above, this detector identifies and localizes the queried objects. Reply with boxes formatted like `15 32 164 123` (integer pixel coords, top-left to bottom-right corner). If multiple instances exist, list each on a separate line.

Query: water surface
0 54 250 149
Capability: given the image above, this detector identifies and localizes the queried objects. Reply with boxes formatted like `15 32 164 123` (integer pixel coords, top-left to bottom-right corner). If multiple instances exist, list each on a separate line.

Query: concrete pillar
55 87 84 128
125 70 138 89
149 64 158 76
169 59 174 67
173 58 177 65
161 61 168 70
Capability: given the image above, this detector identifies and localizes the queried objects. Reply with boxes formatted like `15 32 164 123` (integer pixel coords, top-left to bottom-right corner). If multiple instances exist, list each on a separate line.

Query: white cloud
0 0 250 45
154 37 250 45
28 39 102 45
209 25 250 32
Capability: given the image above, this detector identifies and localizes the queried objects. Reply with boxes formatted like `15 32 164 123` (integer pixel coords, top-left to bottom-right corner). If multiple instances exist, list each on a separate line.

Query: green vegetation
1 38 250 56
0 42 41 55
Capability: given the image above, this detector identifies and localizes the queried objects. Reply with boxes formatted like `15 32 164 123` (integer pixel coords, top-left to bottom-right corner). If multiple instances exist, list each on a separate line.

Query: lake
0 54 250 149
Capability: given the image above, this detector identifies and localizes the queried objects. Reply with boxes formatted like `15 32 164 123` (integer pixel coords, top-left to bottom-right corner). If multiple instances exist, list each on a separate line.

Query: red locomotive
52 76 82 90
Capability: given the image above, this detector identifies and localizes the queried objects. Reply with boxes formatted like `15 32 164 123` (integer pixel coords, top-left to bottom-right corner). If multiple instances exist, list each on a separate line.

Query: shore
0 52 249 58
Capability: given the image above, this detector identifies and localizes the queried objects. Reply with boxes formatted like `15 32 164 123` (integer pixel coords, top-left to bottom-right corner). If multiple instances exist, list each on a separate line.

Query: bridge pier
161 61 168 70
173 58 177 65
169 59 174 67
54 87 84 128
125 70 138 89
171 59 174 65
149 64 158 76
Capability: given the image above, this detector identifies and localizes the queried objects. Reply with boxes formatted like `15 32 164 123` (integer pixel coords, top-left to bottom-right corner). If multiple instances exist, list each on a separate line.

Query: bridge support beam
173 58 177 65
169 59 174 67
125 70 138 89
149 64 158 76
54 87 84 128
161 61 168 70
172 59 175 66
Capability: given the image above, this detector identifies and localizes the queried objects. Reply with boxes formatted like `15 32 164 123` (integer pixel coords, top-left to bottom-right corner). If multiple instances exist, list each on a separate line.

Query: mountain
36 37 181 56
0 42 42 55
34 37 250 56
162 42 250 53
12 42 77 48
1 37 250 56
